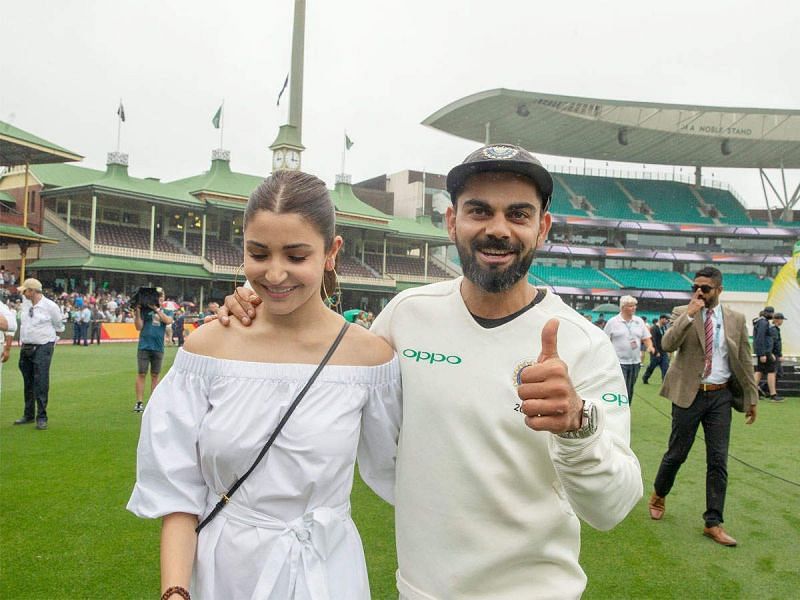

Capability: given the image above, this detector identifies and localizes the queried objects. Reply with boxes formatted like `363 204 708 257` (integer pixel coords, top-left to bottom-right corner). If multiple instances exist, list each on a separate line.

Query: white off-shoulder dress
127 349 402 600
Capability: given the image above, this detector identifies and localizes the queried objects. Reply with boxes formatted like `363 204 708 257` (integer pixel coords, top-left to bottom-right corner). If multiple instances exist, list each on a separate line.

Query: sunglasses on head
691 284 716 294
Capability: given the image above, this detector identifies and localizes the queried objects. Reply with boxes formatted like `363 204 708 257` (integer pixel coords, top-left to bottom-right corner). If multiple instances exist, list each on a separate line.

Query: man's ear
445 205 457 242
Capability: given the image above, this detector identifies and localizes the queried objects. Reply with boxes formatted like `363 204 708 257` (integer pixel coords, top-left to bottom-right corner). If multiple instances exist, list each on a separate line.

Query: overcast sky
2 0 798 208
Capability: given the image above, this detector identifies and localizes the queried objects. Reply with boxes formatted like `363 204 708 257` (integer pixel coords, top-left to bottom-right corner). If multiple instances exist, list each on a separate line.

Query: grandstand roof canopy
423 89 800 169
0 120 83 166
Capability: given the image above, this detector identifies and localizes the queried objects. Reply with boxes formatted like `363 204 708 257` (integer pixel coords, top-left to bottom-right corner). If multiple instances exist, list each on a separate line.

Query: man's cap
763 306 775 313
446 144 553 209
773 312 786 320
18 278 42 292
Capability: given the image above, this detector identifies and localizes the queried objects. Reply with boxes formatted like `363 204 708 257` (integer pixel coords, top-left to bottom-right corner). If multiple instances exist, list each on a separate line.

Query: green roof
0 223 58 243
27 255 209 279
169 158 265 199
330 182 392 221
0 190 16 205
40 162 203 208
30 163 105 188
390 215 450 242
0 120 83 165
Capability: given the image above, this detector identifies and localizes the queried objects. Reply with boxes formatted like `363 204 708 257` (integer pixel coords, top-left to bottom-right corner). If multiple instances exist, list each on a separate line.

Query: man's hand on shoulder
217 286 261 326
517 319 584 434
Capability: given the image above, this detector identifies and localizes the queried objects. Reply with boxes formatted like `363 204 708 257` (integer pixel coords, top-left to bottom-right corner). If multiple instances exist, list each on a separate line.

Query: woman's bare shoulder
339 323 395 366
183 318 246 357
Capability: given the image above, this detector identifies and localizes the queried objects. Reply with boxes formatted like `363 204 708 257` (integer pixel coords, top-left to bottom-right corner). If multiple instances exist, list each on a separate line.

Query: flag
117 101 126 122
345 134 354 150
276 74 289 106
212 104 223 129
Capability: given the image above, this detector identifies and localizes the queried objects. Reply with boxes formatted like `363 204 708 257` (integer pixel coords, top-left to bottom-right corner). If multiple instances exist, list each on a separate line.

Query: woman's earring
233 262 245 290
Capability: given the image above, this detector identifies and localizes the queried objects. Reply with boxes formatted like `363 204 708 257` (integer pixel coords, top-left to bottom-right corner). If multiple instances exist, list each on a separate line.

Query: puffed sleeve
127 359 211 518
356 355 402 505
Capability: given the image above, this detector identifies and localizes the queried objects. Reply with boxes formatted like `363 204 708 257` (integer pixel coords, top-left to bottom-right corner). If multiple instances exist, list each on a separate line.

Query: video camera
131 287 161 310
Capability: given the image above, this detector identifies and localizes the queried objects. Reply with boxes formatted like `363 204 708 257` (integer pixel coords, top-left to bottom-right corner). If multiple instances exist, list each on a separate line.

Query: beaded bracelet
161 585 191 600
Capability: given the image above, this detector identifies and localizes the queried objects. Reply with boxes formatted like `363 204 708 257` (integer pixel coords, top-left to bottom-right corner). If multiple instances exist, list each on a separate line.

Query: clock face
272 150 285 170
286 150 301 170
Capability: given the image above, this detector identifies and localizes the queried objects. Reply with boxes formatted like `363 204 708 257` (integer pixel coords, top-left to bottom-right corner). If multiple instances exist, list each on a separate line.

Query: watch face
272 151 285 169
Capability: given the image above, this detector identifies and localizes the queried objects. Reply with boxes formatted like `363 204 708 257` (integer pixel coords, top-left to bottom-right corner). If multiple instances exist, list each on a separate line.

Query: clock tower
270 0 306 172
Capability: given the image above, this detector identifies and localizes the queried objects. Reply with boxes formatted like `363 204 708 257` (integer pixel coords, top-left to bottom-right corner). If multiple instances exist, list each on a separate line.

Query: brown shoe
703 525 737 546
648 492 665 520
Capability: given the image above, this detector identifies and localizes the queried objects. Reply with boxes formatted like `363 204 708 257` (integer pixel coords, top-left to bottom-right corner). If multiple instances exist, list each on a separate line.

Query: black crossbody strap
196 321 350 533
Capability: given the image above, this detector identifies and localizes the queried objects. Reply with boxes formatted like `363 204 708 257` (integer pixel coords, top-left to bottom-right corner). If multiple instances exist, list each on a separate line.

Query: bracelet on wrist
161 585 190 600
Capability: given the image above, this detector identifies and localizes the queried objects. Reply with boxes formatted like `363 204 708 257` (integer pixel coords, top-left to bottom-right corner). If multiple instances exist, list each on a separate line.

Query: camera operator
133 287 173 413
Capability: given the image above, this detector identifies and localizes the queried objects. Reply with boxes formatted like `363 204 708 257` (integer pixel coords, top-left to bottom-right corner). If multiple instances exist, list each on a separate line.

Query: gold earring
330 267 342 312
233 262 245 290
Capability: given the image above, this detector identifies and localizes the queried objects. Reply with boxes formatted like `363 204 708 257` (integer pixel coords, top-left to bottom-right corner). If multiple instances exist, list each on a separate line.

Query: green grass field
1 343 798 599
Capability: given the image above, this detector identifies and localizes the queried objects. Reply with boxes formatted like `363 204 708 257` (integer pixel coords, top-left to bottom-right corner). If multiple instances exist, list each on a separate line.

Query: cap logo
482 145 519 160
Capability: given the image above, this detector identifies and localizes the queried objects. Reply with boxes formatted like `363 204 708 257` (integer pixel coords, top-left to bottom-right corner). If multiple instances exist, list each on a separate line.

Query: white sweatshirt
371 278 642 600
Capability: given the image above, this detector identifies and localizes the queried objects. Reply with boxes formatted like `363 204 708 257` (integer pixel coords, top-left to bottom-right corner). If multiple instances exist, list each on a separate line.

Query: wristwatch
557 401 598 439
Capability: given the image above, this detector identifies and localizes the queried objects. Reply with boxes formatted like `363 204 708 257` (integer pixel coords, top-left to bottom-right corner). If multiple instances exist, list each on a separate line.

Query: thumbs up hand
517 319 584 434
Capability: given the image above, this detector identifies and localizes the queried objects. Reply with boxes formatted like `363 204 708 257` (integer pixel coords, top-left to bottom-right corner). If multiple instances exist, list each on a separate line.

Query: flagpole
117 98 122 152
341 130 347 175
220 99 225 149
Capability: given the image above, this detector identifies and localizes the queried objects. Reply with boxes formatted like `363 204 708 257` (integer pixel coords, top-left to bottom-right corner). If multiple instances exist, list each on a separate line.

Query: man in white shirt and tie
648 266 758 546
15 278 65 430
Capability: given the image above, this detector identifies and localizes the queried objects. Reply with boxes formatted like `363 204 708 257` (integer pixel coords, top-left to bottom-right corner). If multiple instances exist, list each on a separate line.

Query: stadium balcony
529 264 620 289
337 255 380 279
602 268 692 291
169 231 242 266
619 179 715 224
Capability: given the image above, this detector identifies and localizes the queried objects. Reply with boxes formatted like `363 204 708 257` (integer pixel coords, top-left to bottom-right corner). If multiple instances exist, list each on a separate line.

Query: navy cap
446 144 553 210
774 312 786 319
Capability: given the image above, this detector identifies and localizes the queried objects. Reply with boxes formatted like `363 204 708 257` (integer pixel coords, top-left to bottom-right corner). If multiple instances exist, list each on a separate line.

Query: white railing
92 245 203 264
202 258 239 275
338 275 397 288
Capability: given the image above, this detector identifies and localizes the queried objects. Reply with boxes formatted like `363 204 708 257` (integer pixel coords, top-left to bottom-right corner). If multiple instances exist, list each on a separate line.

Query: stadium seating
557 174 645 221
170 231 242 265
602 268 692 291
695 187 752 225
549 178 590 216
71 220 175 252
338 256 378 278
529 265 620 288
718 272 773 292
364 253 449 278
620 179 714 224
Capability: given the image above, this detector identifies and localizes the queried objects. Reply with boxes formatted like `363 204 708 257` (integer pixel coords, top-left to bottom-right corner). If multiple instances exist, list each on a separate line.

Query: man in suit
642 314 670 384
648 266 757 547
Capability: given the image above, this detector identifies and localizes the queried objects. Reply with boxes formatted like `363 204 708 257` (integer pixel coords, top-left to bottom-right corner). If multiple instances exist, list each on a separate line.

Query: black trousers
18 342 56 422
643 352 670 382
653 387 732 527
620 363 640 405
90 322 102 344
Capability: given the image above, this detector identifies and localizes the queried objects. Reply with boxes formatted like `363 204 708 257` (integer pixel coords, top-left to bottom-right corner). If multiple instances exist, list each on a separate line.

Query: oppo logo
602 392 630 406
402 349 462 365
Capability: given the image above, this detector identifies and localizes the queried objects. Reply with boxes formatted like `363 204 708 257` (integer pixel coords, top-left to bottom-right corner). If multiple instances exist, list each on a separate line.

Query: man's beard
455 234 536 293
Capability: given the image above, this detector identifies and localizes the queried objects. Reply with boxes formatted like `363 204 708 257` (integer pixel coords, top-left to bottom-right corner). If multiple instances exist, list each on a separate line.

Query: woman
128 171 401 600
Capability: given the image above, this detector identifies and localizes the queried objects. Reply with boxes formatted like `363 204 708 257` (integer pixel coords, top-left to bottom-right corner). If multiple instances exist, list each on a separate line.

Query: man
172 307 186 347
220 144 642 598
603 296 655 404
197 301 219 325
133 288 173 413
649 267 758 547
753 306 780 401
15 278 65 430
769 313 786 402
0 297 17 393
79 302 92 346
642 314 670 384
